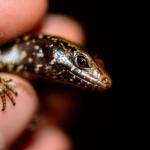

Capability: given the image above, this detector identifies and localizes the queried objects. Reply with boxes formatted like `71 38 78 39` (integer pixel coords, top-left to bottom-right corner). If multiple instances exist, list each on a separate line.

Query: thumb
0 73 38 148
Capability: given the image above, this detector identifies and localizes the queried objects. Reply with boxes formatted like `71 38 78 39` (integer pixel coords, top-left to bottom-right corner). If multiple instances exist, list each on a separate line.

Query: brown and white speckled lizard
0 34 112 111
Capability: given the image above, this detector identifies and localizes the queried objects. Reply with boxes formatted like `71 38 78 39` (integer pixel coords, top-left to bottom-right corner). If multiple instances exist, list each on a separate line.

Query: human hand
0 0 85 149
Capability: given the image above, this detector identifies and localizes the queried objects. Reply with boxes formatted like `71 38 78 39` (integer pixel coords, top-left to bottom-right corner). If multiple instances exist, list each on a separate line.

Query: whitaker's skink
0 34 112 111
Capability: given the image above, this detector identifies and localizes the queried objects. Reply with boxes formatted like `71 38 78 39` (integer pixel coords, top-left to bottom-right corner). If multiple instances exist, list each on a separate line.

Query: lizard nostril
102 77 112 88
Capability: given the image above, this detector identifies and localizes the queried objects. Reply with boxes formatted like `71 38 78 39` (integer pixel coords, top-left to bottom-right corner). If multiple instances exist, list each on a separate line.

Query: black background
48 0 118 147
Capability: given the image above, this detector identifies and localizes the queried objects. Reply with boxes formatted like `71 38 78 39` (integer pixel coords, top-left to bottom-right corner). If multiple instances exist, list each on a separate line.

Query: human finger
0 0 48 44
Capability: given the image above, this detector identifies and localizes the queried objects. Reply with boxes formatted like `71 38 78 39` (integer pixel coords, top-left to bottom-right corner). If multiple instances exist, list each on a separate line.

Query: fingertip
22 117 72 150
0 0 48 44
0 73 38 145
39 14 86 45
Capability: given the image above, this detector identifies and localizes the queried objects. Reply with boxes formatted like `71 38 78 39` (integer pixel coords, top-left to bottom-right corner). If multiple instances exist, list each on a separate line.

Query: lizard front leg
0 77 18 111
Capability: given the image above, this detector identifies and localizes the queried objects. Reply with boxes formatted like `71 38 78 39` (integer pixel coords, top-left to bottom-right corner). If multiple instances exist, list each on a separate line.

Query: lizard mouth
68 71 112 90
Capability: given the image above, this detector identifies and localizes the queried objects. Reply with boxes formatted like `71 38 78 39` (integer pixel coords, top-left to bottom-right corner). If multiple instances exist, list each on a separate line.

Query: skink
0 34 112 111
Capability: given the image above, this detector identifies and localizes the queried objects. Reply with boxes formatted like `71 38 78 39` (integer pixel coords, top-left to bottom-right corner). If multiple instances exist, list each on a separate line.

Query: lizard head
49 37 112 90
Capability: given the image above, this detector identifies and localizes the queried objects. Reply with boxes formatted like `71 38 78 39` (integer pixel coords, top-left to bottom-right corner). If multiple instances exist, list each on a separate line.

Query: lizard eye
75 55 89 68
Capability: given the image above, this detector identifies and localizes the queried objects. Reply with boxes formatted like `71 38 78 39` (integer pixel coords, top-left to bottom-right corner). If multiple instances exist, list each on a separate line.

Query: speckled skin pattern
0 34 112 111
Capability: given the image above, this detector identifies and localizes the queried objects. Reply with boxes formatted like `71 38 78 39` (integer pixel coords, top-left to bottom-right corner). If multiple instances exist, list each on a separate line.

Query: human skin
0 0 85 149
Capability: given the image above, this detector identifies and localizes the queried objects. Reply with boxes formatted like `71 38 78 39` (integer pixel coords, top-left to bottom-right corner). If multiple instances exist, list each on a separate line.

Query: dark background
49 0 118 147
